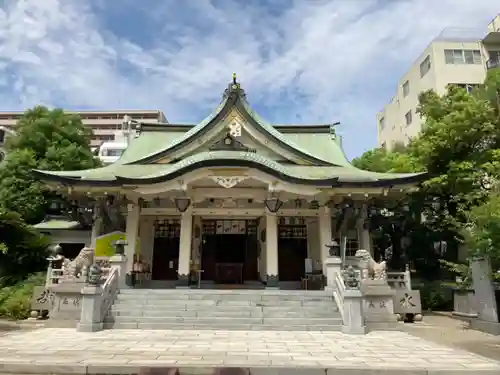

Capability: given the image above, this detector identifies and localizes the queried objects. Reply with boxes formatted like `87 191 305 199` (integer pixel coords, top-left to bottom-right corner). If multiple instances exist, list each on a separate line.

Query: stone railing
77 254 126 332
46 266 111 287
100 267 119 319
332 270 345 322
339 266 366 334
387 268 412 290
45 268 64 286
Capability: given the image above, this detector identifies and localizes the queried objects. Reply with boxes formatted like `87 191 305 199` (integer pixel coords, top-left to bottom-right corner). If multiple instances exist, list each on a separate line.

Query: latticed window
154 219 180 238
346 238 359 257
278 216 307 238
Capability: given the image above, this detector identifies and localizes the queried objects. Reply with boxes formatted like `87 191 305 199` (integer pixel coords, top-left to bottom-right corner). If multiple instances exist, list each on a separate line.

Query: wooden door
201 234 217 280
151 219 180 280
244 236 259 281
278 224 308 281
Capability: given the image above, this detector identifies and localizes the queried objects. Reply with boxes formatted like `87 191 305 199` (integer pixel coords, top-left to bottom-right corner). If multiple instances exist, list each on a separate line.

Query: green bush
416 281 453 311
0 273 45 320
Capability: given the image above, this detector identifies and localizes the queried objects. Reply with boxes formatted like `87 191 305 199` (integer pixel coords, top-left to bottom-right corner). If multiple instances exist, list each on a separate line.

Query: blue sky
0 0 497 159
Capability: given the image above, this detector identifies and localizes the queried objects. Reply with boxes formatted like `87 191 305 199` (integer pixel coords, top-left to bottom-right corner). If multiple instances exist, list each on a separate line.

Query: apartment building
377 17 500 150
483 15 500 70
0 109 167 150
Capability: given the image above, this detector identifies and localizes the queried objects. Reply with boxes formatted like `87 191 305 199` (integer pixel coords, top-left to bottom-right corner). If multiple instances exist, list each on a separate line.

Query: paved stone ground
402 314 500 360
0 327 500 374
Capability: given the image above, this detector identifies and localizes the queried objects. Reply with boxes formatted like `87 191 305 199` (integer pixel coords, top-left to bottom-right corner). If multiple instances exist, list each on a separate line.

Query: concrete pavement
0 327 499 374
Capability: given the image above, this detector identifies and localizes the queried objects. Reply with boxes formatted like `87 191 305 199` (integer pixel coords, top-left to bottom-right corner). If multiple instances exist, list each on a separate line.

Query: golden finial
232 72 237 84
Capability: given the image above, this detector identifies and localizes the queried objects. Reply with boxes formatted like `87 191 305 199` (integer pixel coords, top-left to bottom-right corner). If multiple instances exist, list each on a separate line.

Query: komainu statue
62 247 94 280
354 249 387 280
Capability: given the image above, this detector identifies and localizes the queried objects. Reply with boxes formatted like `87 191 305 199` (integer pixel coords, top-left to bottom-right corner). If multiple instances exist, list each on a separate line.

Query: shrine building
33 75 425 289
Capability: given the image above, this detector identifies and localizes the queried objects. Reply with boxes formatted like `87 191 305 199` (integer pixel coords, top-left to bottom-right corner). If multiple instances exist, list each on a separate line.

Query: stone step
115 292 333 302
119 288 329 296
111 302 337 310
104 315 342 326
108 308 339 318
113 298 334 307
102 321 342 331
107 289 340 331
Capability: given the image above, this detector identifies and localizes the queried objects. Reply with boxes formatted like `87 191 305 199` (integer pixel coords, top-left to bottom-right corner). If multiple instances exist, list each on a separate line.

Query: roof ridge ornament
222 73 247 101
329 122 341 140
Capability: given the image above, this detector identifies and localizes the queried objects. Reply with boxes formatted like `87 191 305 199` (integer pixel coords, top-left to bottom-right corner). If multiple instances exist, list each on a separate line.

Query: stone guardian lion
354 249 387 280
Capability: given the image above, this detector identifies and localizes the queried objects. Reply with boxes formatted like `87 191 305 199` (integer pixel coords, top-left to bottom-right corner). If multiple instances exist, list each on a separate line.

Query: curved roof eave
32 161 428 189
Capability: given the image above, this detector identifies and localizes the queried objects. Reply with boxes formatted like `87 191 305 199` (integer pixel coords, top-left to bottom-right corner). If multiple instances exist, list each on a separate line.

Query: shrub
0 272 46 320
416 281 453 311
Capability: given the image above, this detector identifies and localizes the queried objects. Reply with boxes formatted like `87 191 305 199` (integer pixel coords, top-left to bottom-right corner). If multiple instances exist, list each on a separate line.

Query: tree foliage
0 106 100 223
463 191 500 262
352 146 423 173
0 106 100 284
0 209 50 286
353 71 500 272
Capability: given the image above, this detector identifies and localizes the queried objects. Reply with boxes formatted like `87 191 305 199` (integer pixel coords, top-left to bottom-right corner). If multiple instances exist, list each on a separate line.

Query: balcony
487 59 500 70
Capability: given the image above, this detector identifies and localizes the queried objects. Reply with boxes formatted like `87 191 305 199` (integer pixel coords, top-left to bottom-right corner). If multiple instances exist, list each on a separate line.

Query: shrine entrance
151 218 181 280
200 219 259 284
278 217 308 281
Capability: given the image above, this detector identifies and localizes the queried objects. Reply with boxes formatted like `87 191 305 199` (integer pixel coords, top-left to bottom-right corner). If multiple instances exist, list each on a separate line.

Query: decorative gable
209 133 256 153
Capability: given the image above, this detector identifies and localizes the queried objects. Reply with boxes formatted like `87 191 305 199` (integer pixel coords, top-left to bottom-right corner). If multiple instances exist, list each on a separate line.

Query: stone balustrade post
76 285 103 332
342 289 367 334
109 254 128 289
324 256 342 291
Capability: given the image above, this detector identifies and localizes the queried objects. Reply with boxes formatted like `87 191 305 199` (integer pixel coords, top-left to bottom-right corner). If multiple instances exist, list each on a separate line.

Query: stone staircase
103 288 342 331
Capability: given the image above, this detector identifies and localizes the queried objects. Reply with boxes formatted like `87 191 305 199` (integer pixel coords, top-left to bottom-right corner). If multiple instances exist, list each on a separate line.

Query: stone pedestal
324 256 342 290
109 254 128 289
470 257 500 335
77 285 104 332
452 289 477 319
360 279 398 330
341 289 367 335
47 282 85 328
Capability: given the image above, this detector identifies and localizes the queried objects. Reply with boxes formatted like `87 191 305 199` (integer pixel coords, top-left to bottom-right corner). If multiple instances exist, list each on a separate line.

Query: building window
405 110 412 126
379 117 385 130
402 80 410 97
444 49 482 65
420 56 431 77
453 83 479 94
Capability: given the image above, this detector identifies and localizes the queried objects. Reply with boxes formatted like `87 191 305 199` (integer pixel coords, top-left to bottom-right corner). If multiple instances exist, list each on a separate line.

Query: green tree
353 82 500 272
462 191 500 269
352 146 428 270
0 208 50 286
0 106 100 223
410 85 499 235
352 146 423 173
477 68 500 117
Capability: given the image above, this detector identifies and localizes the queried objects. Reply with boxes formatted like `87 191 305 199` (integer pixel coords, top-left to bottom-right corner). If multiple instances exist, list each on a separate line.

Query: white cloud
0 0 497 158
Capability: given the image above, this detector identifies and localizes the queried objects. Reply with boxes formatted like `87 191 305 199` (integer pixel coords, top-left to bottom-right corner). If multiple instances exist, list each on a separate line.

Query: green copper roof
32 78 427 188
33 150 425 187
33 217 81 230
116 129 349 167
117 130 185 165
